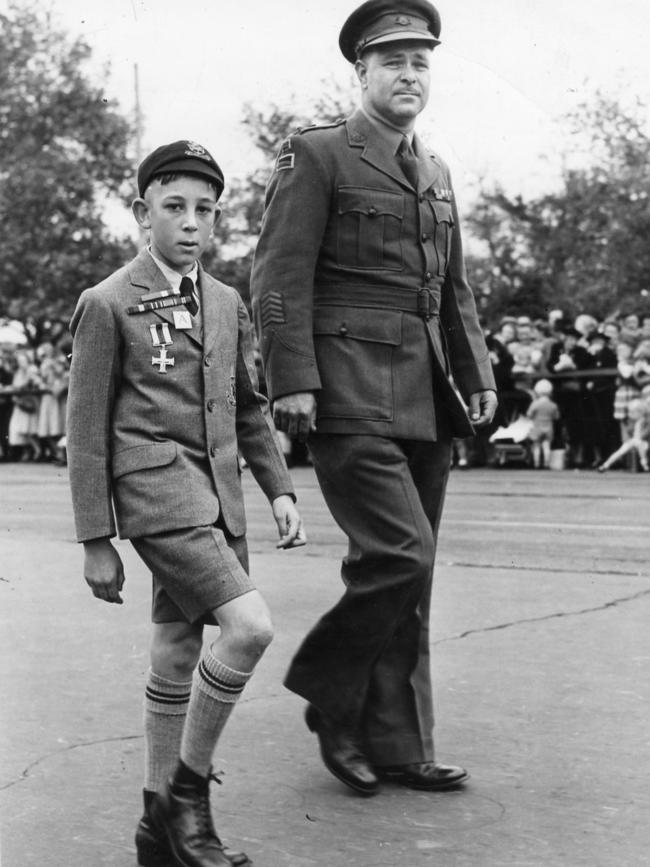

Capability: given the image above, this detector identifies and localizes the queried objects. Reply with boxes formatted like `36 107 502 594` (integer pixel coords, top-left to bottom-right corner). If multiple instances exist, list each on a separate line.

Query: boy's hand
272 495 306 549
83 538 126 604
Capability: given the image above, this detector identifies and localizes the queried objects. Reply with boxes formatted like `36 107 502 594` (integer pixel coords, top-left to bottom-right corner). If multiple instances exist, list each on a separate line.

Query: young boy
67 141 304 867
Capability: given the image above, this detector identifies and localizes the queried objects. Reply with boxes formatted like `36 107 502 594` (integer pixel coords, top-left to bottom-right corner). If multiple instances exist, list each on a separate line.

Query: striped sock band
144 669 192 792
180 649 252 777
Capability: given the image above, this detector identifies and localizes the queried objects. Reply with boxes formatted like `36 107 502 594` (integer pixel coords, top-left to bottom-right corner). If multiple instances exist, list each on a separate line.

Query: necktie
397 138 419 190
180 276 199 317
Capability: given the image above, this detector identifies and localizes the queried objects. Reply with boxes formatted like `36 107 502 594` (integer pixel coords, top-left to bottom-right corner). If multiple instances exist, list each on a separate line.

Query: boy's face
133 175 220 274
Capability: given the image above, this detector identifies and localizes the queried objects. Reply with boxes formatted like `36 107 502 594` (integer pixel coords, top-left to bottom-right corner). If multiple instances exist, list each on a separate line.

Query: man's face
356 41 432 129
134 175 219 274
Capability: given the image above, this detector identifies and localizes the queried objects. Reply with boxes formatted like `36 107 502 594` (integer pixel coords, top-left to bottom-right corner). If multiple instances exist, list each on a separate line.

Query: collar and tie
396 138 419 190
180 275 200 317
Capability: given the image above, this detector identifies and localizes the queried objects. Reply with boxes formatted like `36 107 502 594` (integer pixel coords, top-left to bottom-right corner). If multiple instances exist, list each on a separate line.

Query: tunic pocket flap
313 307 402 345
112 441 177 478
338 186 404 219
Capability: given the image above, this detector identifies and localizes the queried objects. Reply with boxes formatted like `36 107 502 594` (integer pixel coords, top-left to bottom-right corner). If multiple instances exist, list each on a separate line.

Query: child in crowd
526 378 560 468
67 141 304 867
598 396 650 472
8 348 42 460
613 342 642 443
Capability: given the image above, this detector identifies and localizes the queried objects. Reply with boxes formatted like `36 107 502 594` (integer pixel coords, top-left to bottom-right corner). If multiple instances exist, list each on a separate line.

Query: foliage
467 91 650 325
0 2 136 337
203 84 356 305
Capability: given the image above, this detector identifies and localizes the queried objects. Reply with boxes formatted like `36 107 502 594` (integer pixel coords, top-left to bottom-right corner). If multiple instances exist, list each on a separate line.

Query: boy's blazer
67 248 292 542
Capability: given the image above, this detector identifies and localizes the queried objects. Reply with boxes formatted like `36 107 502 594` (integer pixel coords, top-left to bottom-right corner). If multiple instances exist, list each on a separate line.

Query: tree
466 91 650 325
203 84 355 306
0 2 136 336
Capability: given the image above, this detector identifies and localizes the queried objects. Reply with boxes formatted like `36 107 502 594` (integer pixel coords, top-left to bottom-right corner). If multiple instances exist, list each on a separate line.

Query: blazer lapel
200 268 224 356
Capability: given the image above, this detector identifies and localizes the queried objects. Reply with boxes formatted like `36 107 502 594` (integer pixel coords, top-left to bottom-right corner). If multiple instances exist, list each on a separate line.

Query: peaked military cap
137 140 225 199
339 0 441 63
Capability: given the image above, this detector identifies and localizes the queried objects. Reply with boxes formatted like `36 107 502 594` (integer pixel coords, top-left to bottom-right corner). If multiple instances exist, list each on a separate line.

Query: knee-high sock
144 669 192 792
180 647 252 777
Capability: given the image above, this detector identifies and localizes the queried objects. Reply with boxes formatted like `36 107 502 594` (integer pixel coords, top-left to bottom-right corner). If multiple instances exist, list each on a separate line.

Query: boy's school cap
137 140 225 199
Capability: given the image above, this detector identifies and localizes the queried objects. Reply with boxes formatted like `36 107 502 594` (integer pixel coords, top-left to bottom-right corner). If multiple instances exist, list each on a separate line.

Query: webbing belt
313 283 442 319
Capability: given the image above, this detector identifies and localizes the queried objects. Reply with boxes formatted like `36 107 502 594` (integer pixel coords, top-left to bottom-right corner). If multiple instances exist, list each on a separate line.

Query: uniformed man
251 0 497 796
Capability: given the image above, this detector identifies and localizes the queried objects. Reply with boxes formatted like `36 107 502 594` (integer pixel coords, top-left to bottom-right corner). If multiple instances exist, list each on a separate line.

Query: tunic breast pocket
429 199 455 277
337 186 404 271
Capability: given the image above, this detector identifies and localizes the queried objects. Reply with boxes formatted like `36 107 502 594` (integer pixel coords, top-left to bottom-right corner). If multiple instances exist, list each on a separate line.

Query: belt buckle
417 287 434 320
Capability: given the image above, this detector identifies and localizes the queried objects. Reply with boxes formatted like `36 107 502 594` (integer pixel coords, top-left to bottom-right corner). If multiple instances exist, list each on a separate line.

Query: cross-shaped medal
150 322 175 373
152 346 175 372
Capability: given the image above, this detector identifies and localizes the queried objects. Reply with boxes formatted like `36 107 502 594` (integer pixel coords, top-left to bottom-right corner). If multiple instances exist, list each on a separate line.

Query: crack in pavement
446 560 650 579
434 586 650 644
0 734 142 792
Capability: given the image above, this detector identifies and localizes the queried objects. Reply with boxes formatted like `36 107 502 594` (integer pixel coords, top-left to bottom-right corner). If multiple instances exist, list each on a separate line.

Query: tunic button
207 400 216 412
425 271 432 280
339 323 348 336
421 233 429 242
209 446 217 457
368 206 377 216
204 356 211 367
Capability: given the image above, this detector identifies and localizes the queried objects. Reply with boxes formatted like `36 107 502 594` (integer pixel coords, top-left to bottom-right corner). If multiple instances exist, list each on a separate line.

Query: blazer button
207 399 216 412
421 233 429 242
209 445 217 457
204 356 211 367
368 206 377 217
339 323 348 336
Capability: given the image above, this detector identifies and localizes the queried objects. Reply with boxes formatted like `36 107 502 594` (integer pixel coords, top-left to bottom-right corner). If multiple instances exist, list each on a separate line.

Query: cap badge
184 141 209 159
395 15 411 26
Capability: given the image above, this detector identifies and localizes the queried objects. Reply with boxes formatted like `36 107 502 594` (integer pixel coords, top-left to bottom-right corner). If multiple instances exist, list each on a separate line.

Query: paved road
1 463 649 866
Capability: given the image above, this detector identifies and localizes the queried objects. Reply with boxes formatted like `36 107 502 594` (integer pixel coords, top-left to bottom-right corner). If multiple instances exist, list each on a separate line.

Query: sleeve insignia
275 139 295 172
260 291 287 327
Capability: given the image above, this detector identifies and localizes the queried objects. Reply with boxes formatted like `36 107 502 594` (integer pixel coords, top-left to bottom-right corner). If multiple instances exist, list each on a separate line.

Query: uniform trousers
284 433 452 767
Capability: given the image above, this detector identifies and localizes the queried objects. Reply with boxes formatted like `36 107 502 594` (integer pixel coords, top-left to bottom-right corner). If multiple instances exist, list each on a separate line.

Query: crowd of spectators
0 320 71 463
469 309 650 470
2 309 650 472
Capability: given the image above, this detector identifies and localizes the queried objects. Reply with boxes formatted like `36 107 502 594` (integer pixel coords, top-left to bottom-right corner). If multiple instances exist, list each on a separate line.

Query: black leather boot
147 775 252 867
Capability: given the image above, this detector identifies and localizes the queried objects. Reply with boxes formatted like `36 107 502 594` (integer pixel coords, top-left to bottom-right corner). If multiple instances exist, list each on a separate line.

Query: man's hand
273 392 317 443
468 389 498 428
83 538 125 604
272 494 306 549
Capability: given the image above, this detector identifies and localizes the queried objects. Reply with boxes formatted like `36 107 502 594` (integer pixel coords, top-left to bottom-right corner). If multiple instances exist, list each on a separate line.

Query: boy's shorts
131 519 255 625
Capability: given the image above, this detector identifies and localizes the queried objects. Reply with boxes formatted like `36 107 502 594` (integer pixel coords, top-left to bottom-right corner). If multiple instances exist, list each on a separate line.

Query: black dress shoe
149 775 252 867
305 704 379 796
376 761 470 790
